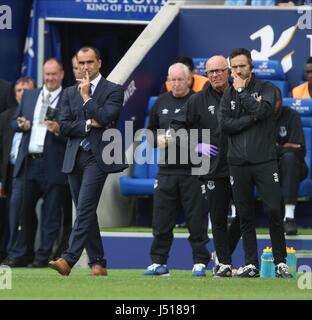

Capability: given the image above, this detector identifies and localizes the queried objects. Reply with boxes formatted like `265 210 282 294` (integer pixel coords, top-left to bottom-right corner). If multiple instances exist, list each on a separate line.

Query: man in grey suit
49 46 127 276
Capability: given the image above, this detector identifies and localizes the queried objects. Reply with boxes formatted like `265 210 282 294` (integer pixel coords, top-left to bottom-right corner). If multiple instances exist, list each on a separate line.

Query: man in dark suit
0 77 35 263
49 46 127 276
0 78 17 262
0 79 16 114
5 58 67 267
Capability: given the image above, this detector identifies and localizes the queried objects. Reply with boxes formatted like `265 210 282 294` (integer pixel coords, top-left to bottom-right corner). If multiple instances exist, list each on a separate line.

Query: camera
45 106 58 121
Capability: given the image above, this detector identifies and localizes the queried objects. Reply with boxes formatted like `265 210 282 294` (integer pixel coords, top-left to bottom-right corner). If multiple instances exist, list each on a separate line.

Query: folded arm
59 89 88 138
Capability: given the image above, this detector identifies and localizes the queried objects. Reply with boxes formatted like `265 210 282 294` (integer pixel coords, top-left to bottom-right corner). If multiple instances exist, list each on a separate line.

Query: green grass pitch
0 268 311 300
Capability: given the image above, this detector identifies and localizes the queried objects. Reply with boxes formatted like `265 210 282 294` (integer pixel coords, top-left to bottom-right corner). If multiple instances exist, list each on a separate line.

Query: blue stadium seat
192 57 207 76
143 95 158 128
119 96 159 196
283 98 312 127
253 60 289 97
298 128 312 197
281 98 312 197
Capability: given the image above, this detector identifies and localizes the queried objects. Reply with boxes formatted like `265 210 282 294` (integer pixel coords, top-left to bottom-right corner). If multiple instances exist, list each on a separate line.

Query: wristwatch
237 87 244 93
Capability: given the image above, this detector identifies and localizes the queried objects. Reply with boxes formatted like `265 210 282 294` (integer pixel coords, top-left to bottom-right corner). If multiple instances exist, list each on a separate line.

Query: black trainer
276 263 293 279
284 218 298 236
235 264 260 278
214 263 232 277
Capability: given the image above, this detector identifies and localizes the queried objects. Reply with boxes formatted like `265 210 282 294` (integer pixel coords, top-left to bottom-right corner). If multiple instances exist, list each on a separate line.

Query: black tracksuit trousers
229 161 287 268
150 174 210 266
206 178 240 265
279 152 308 205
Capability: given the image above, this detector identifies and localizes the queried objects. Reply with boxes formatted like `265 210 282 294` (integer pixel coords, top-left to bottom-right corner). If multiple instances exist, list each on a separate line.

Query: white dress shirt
9 132 23 165
28 85 62 154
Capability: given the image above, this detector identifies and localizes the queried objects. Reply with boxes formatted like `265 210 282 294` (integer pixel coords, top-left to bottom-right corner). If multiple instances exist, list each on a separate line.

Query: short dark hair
306 57 312 65
175 56 194 72
77 46 101 60
15 76 36 88
229 48 253 68
43 58 64 70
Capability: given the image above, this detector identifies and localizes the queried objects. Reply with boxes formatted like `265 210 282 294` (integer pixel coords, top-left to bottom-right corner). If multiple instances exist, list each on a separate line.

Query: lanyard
41 89 62 106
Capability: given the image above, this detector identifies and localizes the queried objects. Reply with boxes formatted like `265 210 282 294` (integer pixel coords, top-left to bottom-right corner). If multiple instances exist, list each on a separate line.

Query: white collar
90 73 102 91
43 85 62 100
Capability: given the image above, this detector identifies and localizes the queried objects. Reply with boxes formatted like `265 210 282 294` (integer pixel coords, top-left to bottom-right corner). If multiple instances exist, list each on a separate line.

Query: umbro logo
273 172 279 183
162 109 169 115
201 184 206 194
208 105 215 114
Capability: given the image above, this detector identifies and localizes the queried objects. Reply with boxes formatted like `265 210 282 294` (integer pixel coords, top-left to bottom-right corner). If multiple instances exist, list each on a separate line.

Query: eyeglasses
206 68 228 76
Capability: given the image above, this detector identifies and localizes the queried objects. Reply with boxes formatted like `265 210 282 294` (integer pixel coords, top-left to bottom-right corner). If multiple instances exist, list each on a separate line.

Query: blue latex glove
195 143 219 157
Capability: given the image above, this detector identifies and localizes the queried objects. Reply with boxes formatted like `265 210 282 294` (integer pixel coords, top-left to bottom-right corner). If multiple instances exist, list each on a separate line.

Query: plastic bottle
260 247 275 278
286 247 297 278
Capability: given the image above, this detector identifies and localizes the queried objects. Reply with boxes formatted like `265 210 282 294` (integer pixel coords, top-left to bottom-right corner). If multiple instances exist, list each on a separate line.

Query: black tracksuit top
275 106 306 161
170 84 229 180
147 90 194 175
220 75 277 165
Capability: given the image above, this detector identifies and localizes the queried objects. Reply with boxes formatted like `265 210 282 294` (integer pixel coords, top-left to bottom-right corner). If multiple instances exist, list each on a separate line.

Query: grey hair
168 62 191 78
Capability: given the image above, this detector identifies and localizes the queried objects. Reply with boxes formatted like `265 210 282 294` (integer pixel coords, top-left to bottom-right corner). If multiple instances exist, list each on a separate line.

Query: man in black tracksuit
171 56 241 277
274 87 308 235
144 63 211 277
220 48 291 278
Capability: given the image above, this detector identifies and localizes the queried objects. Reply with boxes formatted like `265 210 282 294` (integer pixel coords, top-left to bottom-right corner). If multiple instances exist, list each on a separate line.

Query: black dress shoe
31 260 48 268
0 255 7 265
2 258 29 267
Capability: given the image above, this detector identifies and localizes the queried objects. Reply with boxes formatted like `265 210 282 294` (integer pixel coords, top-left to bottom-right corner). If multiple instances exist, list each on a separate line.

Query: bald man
144 63 211 277
171 56 240 277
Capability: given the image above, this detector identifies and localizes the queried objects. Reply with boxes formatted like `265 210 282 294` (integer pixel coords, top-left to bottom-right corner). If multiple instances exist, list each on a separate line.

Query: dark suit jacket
0 79 16 114
12 88 67 185
0 105 18 189
59 77 128 174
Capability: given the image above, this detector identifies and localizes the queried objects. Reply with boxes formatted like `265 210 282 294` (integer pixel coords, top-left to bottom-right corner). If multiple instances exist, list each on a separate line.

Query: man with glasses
292 57 312 98
220 48 291 278
171 56 241 277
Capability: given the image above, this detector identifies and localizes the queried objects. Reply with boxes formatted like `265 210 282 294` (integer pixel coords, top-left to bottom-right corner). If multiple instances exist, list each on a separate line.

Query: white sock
231 205 236 218
208 213 212 230
284 204 295 220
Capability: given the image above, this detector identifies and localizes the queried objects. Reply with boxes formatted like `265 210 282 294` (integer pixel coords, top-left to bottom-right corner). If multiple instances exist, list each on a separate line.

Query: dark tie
246 0 252 5
80 84 93 151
